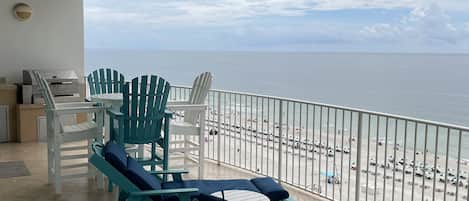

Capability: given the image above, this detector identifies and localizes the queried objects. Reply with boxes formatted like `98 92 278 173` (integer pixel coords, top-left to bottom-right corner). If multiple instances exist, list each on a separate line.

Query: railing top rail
173 84 469 132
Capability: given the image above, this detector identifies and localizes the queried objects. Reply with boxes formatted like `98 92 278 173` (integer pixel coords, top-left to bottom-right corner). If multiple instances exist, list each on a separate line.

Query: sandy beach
200 114 469 201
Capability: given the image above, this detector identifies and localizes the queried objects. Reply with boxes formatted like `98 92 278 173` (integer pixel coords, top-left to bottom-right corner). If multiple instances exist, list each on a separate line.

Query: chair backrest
87 68 125 95
188 72 212 105
119 75 171 145
185 72 212 123
32 71 56 109
33 71 70 132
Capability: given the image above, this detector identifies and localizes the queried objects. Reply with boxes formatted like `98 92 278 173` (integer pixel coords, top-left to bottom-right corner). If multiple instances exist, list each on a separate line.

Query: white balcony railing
170 85 469 201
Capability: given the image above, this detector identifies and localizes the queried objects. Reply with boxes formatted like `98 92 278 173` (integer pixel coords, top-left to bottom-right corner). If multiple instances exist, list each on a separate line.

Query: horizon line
84 48 469 56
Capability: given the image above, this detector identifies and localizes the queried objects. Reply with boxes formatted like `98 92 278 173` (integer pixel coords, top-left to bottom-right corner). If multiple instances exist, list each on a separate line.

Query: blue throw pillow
103 141 128 173
125 157 162 191
251 177 289 201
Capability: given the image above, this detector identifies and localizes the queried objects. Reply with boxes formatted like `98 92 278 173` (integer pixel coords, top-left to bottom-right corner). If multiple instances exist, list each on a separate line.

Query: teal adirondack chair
89 143 195 201
87 68 125 95
108 75 172 182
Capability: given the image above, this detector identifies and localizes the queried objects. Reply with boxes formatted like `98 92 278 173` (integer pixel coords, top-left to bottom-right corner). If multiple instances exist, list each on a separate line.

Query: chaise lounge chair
89 141 294 201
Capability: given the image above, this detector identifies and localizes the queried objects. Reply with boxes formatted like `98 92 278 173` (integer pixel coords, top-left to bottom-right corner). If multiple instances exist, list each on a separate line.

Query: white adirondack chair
33 71 106 193
167 72 212 178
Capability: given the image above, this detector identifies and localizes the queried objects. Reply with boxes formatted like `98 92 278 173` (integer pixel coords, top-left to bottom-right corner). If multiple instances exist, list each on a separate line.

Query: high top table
90 93 123 141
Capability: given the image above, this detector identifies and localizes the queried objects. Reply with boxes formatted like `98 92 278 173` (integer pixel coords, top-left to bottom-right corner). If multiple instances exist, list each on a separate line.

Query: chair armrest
50 105 107 115
166 104 207 111
107 110 172 121
164 110 173 119
107 110 124 119
149 169 189 175
167 101 190 105
91 142 105 157
55 102 102 108
128 188 198 197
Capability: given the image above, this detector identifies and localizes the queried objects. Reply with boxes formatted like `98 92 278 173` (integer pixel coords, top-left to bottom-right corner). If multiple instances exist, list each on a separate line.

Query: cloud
84 1 469 52
405 4 460 43
360 24 401 41
360 3 466 45
85 0 469 26
311 0 419 10
85 0 315 26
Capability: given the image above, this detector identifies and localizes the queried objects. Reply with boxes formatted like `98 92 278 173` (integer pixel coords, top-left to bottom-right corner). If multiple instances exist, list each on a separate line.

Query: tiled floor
0 142 322 201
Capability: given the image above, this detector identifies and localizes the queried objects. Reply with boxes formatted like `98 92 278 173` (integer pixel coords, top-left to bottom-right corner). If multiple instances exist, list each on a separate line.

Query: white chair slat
185 72 212 124
62 122 97 133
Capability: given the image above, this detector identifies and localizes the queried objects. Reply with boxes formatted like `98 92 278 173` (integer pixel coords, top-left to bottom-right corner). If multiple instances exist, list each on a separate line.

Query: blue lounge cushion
163 179 259 195
251 177 289 201
103 141 128 173
126 157 162 191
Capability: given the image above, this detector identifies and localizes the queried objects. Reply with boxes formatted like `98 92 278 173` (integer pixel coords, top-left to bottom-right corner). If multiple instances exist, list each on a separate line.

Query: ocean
85 49 469 198
85 49 469 127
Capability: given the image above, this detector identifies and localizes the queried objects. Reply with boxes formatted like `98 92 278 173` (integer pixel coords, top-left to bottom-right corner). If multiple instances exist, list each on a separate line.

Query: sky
84 0 469 53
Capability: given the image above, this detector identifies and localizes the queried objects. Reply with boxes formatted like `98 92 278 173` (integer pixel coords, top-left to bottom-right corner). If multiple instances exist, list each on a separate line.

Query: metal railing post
277 100 283 183
217 91 222 165
355 112 363 201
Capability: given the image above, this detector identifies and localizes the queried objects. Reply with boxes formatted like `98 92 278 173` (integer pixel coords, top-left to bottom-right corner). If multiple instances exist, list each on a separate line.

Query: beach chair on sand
89 141 294 201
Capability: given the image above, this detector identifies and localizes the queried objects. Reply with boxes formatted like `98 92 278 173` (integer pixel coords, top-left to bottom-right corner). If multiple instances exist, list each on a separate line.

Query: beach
201 111 469 201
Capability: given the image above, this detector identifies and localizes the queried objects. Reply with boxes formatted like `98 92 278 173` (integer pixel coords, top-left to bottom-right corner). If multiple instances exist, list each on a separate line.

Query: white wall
0 0 84 83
